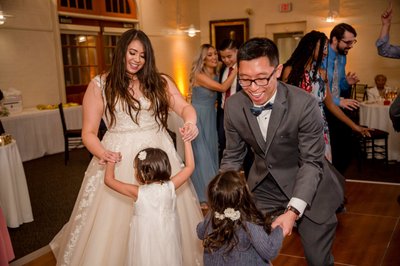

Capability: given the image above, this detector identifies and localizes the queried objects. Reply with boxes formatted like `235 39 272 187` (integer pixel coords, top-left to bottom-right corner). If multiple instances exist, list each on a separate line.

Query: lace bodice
94 76 160 133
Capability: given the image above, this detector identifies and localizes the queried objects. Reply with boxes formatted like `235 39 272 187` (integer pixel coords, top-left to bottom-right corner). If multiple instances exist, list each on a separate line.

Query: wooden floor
11 180 400 266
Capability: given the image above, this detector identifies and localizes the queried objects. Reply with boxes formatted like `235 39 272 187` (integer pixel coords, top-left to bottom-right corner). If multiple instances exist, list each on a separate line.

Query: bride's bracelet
183 121 196 127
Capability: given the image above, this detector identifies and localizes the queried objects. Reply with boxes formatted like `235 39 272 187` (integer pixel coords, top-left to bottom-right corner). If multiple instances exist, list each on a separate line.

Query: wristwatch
286 205 300 218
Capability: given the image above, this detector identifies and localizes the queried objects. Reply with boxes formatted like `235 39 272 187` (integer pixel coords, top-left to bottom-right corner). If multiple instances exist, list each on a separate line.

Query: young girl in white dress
104 139 194 266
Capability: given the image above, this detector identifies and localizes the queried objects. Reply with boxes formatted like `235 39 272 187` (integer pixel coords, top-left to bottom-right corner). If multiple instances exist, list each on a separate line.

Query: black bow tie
250 103 273 116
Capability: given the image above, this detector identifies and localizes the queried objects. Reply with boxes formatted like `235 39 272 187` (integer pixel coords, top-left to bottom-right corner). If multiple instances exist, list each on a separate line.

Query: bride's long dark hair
104 29 169 129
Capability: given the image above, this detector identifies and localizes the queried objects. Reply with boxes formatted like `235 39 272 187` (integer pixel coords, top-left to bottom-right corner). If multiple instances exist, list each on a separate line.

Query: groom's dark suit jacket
220 81 344 224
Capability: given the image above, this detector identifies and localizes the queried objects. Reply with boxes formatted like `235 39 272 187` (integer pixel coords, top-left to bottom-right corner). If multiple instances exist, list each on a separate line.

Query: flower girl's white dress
128 181 181 266
50 76 203 266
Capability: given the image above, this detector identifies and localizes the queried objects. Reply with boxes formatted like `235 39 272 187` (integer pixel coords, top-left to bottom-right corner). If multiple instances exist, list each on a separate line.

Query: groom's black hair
237 37 279 67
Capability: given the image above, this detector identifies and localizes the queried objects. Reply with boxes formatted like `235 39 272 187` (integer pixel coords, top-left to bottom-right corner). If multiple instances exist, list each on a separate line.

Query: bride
50 29 204 266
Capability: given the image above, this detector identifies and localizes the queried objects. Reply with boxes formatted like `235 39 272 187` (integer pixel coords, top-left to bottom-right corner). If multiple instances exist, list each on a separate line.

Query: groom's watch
285 205 300 219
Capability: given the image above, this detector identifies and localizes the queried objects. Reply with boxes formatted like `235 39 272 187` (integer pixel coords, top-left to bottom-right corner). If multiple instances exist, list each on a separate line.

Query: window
60 30 123 104
60 0 93 10
61 34 98 87
58 0 137 103
103 35 121 70
58 0 136 18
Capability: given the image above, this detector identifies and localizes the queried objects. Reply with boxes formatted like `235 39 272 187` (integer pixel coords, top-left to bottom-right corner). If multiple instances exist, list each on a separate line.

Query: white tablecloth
0 141 33 228
359 102 400 161
0 106 82 162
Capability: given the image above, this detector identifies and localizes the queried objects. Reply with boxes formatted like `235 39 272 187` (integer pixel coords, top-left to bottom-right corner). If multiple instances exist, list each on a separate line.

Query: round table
359 102 400 161
0 140 34 228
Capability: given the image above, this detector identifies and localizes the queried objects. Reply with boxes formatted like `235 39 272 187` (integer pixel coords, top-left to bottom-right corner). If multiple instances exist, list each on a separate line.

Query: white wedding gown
50 76 204 266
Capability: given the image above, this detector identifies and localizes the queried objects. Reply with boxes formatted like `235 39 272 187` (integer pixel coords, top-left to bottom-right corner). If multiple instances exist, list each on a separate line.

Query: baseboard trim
10 245 51 266
347 179 400 186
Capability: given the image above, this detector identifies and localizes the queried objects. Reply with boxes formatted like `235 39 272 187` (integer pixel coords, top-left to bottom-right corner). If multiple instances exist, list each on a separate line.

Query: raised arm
378 2 393 40
104 162 138 198
195 67 237 92
376 2 400 58
82 78 121 164
164 75 198 142
170 140 195 189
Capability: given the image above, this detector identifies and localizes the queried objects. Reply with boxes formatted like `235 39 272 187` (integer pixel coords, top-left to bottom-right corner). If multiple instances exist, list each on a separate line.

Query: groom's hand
271 211 298 237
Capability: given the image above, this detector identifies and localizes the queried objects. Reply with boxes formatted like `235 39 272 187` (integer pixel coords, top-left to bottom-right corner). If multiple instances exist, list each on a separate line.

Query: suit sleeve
219 100 248 172
292 96 325 206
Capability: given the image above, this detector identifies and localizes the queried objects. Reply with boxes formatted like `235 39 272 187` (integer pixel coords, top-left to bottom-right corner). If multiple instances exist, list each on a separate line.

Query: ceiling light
0 10 12 25
184 25 200 37
326 15 335 23
325 10 337 23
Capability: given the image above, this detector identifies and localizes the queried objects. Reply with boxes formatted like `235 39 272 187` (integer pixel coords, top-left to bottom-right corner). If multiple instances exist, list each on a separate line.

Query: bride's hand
179 121 198 142
99 150 122 165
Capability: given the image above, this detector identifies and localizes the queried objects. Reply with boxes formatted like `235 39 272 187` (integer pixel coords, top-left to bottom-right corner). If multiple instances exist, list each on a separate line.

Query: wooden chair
351 83 368 102
0 120 4 134
356 127 389 169
347 83 369 124
58 103 82 164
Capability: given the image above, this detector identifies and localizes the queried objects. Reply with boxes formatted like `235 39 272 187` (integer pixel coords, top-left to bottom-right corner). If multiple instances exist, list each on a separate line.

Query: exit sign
280 2 292 12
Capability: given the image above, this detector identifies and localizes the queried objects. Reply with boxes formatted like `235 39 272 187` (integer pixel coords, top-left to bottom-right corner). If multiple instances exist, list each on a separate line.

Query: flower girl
197 171 284 265
104 140 194 266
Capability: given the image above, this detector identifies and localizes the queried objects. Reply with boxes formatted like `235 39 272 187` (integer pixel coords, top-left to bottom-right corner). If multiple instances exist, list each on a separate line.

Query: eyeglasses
340 39 357 46
238 67 277 87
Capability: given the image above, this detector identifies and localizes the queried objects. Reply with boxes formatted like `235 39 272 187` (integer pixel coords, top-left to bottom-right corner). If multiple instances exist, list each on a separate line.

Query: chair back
58 103 67 134
351 84 368 102
0 120 5 134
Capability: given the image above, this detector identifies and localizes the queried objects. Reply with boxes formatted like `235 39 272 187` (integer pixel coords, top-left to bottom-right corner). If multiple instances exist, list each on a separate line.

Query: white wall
0 0 64 108
137 0 201 97
198 0 400 89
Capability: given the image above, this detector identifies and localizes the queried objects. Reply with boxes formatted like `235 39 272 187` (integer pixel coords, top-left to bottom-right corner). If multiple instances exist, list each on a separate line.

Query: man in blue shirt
323 23 359 175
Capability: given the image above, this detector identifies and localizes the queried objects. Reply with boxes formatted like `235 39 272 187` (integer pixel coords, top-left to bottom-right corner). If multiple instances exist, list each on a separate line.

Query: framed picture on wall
209 18 249 50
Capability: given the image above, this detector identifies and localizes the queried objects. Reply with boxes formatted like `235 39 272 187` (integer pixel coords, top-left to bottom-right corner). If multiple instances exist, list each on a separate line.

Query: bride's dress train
50 77 203 266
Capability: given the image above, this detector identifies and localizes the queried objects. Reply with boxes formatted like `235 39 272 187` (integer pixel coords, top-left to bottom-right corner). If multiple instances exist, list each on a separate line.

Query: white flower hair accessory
138 151 147 161
214 208 240 221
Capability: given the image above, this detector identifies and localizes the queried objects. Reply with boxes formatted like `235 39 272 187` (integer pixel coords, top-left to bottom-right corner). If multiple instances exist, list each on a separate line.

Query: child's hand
271 211 297 237
179 122 198 142
99 150 122 164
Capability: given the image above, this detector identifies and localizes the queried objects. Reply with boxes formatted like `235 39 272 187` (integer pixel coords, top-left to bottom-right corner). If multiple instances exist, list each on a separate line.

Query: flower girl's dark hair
134 148 171 184
202 171 271 254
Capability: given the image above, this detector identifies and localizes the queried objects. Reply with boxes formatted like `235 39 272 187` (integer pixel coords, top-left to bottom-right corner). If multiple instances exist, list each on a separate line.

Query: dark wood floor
11 180 400 266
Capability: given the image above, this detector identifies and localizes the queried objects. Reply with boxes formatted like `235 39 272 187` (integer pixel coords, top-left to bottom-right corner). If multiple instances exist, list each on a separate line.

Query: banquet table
0 140 34 228
359 102 400 161
0 106 82 162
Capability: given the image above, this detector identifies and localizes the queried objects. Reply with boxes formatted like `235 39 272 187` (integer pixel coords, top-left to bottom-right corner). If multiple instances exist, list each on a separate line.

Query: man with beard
323 23 360 177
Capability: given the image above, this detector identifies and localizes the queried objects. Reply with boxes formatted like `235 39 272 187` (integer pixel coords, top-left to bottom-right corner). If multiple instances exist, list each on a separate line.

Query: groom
219 37 344 266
